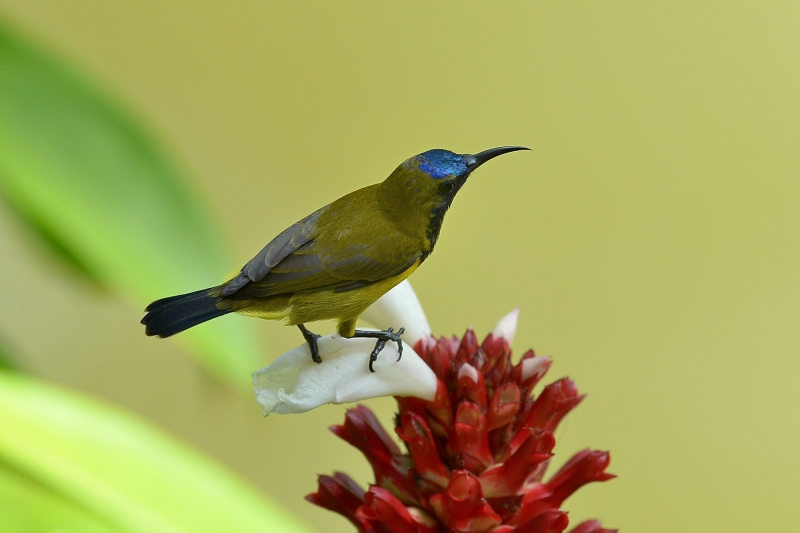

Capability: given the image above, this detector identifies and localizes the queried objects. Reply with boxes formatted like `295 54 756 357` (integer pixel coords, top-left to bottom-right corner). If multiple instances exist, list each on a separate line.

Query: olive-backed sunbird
142 146 529 371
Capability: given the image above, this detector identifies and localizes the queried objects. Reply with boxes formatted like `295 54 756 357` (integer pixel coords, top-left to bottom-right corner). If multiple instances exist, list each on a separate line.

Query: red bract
308 330 616 533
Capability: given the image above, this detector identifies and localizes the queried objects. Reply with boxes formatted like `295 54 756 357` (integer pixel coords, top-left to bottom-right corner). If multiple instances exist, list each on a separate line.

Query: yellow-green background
0 1 797 531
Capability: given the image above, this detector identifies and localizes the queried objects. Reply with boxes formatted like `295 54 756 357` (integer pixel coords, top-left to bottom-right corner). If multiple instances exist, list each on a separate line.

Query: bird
142 146 529 371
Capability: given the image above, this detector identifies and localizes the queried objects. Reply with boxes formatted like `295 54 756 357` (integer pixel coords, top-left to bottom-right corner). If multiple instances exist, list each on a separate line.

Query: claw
395 327 405 361
368 339 387 373
352 326 406 372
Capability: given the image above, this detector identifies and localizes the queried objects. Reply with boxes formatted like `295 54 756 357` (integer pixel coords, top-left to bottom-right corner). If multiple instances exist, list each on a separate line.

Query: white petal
360 280 431 346
457 363 479 384
491 308 520 344
520 356 551 382
252 332 437 416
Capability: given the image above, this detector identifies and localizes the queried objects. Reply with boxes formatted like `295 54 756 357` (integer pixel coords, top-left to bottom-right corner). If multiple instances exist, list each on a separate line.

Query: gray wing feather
220 208 324 297
248 224 298 276
253 242 323 286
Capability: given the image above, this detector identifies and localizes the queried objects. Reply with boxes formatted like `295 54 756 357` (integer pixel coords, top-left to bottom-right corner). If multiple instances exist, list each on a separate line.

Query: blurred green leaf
0 465 121 533
0 369 313 533
0 20 260 386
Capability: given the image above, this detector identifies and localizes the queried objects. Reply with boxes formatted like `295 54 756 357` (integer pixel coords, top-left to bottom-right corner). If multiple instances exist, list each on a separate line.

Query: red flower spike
480 333 511 370
429 471 502 532
306 473 369 531
397 413 451 488
525 379 584 433
448 401 494 470
331 406 413 500
479 430 555 498
310 326 615 533
507 379 584 455
487 382 521 431
487 526 515 533
331 405 401 460
510 354 552 394
469 346 489 373
485 355 511 386
568 520 618 533
455 328 480 367
513 509 570 533
515 450 614 524
458 363 488 408
544 450 615 505
421 337 457 382
518 349 537 363
395 395 426 418
424 379 455 432
357 487 441 533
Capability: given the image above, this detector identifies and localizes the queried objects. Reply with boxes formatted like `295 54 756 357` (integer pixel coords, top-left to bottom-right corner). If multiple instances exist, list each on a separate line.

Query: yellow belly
231 260 420 337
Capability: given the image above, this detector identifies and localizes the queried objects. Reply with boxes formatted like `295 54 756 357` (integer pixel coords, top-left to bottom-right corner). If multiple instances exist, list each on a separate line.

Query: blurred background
0 1 798 532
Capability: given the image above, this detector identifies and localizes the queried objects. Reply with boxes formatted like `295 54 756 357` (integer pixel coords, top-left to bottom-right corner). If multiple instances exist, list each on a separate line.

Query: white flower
253 281 437 416
360 280 432 346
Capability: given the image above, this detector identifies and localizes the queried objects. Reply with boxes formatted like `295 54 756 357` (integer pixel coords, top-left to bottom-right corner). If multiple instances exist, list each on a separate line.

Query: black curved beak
465 146 531 172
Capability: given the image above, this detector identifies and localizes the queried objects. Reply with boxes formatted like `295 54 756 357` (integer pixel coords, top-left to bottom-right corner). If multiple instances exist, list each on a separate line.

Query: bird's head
385 146 529 207
380 146 529 248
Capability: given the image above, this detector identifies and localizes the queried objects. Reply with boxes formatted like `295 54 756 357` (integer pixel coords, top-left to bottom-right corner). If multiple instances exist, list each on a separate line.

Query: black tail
141 287 231 338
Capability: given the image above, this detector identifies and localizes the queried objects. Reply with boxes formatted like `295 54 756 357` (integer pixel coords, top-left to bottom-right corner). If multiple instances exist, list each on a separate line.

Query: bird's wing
231 232 421 299
219 208 324 297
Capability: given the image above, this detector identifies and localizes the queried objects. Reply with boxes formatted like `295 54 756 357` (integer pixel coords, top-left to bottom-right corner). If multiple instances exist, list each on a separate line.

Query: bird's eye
440 181 456 194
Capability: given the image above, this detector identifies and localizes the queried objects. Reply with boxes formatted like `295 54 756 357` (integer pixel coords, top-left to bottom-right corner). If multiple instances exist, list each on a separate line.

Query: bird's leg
297 324 322 364
351 327 405 373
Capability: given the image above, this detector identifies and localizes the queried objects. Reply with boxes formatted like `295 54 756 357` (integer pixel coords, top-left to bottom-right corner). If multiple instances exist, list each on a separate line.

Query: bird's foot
298 324 322 364
352 327 405 373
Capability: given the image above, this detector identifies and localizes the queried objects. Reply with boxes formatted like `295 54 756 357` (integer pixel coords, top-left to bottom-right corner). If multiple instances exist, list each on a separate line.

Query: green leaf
0 465 122 533
0 369 313 533
0 21 260 386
